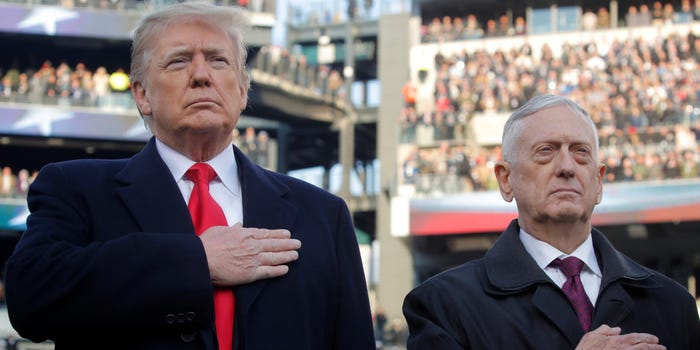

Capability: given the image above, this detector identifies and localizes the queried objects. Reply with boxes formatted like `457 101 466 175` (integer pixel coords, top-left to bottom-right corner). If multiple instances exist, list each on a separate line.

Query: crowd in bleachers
250 45 347 102
0 60 133 110
421 0 700 43
233 126 277 171
0 167 36 200
0 0 271 13
402 4 700 196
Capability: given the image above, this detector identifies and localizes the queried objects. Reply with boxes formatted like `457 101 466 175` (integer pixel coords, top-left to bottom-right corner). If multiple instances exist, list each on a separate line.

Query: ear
131 81 152 116
494 160 514 202
239 79 249 112
595 163 606 204
239 86 248 111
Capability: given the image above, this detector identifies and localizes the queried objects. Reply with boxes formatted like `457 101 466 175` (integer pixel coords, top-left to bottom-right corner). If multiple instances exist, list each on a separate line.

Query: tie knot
185 163 217 184
550 256 585 278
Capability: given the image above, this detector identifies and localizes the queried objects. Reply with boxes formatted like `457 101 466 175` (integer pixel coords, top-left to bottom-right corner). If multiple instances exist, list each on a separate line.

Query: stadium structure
0 0 699 346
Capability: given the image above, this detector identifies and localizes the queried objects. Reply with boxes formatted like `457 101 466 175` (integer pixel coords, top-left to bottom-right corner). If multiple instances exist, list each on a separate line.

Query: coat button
181 331 197 343
176 313 186 323
186 312 196 321
165 314 176 324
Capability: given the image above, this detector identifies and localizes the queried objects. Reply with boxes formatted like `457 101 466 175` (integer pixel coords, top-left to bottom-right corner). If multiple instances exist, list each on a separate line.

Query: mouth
187 98 218 107
551 188 581 196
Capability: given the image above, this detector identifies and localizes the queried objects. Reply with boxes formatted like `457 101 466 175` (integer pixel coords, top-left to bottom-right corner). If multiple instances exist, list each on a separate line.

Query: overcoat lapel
532 286 585 346
485 220 584 347
592 283 634 327
590 229 654 327
114 138 195 234
231 146 298 348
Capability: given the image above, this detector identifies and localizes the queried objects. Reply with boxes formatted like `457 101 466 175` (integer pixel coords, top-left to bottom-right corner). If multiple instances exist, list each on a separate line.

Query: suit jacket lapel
114 138 195 234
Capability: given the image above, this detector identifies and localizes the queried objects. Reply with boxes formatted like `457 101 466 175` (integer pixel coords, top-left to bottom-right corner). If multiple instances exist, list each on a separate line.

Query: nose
190 54 211 88
556 150 576 178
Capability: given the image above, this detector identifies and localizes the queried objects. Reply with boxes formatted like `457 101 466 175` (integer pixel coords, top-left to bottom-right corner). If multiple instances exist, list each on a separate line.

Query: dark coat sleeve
331 198 376 349
4 162 215 343
403 280 469 350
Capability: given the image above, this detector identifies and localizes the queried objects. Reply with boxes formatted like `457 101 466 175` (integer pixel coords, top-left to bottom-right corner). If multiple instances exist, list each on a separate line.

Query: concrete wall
376 12 415 324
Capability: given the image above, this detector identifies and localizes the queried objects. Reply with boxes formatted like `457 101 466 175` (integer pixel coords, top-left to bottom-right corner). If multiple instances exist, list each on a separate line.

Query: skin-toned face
132 20 248 161
495 105 606 231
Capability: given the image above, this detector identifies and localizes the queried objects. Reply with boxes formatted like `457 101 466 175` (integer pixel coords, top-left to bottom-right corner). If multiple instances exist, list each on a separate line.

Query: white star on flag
12 110 75 136
17 7 79 35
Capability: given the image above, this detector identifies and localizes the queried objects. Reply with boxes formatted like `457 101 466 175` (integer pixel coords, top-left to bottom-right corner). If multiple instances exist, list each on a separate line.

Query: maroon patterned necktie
550 257 593 331
186 163 234 350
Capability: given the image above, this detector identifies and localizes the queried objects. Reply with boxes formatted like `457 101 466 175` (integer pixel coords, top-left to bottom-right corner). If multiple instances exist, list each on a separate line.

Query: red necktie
550 257 593 331
186 163 234 350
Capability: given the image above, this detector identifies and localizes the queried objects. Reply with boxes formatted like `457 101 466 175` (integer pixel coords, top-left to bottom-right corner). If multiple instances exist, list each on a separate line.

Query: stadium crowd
421 0 700 43
4 1 700 200
0 60 133 110
251 45 347 101
0 0 270 12
401 3 700 195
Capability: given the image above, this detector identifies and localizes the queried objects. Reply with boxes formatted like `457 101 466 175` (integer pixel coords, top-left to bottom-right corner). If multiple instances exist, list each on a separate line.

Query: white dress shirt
519 228 602 306
155 138 243 227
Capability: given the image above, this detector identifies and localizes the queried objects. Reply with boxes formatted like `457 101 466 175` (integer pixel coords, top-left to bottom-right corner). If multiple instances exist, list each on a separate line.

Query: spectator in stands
581 9 598 31
512 16 526 35
326 68 344 98
92 66 110 105
639 4 653 26
652 1 666 26
632 153 650 180
678 0 694 22
4 2 374 349
441 16 454 41
464 14 483 39
253 130 273 169
681 149 699 178
43 74 58 99
0 166 15 197
497 15 511 36
16 73 29 97
626 5 641 26
647 153 665 180
663 2 677 24
596 7 611 28
403 94 700 349
402 79 417 108
14 169 30 198
239 126 257 156
427 17 442 42
664 150 682 178
1 76 12 97
452 16 465 40
483 19 499 37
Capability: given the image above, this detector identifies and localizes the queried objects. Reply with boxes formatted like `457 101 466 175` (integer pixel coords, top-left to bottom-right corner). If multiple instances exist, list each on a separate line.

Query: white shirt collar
155 138 241 197
519 228 602 278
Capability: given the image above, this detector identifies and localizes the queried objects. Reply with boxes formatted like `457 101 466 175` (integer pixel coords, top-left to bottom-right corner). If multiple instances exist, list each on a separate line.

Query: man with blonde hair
5 2 374 349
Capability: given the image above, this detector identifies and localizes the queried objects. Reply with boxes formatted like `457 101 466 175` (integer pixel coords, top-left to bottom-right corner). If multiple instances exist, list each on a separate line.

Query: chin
547 206 585 222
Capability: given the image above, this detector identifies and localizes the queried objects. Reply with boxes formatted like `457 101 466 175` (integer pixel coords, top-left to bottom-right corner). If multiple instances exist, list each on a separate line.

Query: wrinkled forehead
519 105 598 144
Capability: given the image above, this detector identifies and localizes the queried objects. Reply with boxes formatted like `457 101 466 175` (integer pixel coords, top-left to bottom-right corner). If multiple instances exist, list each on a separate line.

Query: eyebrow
162 45 230 60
